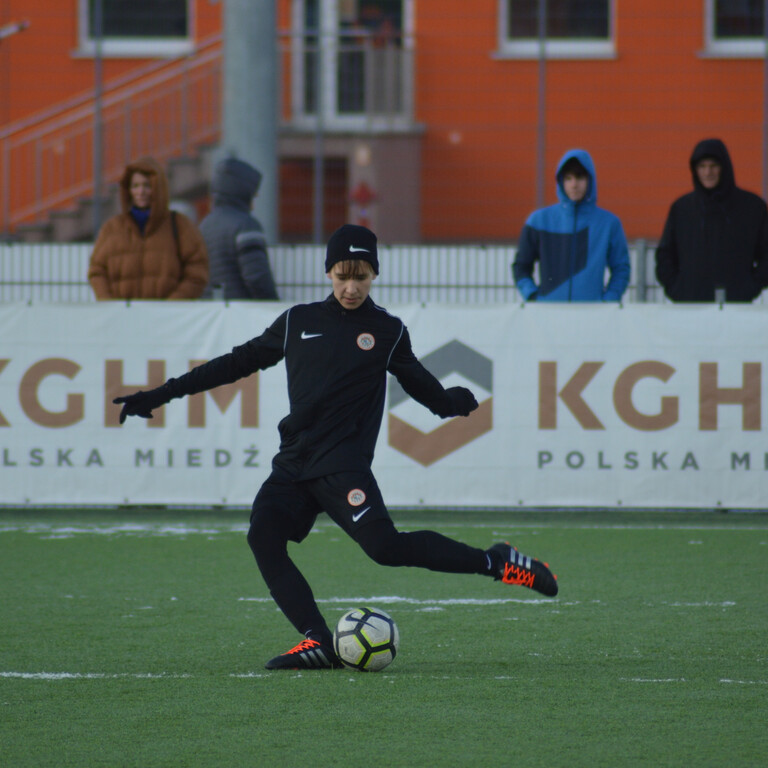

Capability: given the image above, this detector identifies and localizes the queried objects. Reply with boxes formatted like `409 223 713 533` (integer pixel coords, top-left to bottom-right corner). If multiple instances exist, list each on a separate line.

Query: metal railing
1 28 418 238
0 241 684 305
0 35 223 235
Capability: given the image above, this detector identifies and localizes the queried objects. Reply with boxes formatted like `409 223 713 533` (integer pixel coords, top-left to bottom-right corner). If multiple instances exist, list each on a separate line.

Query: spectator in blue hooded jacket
512 149 630 302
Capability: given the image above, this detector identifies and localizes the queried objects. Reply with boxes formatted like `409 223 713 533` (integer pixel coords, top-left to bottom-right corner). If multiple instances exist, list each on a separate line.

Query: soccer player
114 224 558 670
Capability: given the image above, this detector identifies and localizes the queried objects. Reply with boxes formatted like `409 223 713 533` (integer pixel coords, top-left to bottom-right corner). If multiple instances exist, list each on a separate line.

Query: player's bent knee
247 517 277 559
363 541 403 566
354 522 408 567
246 522 262 556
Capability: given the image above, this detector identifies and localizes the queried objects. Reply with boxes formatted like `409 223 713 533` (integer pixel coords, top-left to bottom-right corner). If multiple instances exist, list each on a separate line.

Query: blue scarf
130 206 151 234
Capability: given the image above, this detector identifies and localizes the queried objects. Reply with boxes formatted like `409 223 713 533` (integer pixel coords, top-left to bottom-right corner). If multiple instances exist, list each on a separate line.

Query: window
498 0 614 59
715 0 762 37
705 0 765 57
289 0 414 129
78 0 192 58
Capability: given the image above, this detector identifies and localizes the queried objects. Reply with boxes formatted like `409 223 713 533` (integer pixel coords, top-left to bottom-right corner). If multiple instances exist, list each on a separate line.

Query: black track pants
247 510 487 642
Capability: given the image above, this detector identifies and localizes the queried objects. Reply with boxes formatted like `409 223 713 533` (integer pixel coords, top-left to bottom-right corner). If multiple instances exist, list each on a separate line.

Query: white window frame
75 0 194 59
289 0 415 131
496 0 616 60
703 0 766 59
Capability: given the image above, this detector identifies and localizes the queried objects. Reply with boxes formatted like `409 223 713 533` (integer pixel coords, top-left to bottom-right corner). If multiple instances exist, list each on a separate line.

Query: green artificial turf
0 508 766 767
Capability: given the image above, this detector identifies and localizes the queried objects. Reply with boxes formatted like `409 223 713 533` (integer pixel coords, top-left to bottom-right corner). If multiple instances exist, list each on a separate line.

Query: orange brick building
1 1 766 242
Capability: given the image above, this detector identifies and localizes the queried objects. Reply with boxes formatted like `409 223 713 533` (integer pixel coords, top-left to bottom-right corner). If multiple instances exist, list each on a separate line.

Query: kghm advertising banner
1 302 765 509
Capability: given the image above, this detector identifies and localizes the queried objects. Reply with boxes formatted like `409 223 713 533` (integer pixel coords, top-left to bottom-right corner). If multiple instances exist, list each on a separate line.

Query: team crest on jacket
357 333 375 351
347 489 366 506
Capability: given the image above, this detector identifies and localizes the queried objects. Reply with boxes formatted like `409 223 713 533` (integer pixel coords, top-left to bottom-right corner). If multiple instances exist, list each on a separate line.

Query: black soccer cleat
488 542 558 597
264 637 344 670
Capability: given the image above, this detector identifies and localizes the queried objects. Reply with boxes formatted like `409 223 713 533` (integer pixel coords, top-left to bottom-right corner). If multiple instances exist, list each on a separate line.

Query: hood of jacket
555 149 597 207
689 138 736 201
211 158 262 211
119 156 170 236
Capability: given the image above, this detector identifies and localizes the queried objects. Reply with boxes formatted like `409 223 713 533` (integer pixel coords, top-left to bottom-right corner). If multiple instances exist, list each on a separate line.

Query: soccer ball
333 606 400 672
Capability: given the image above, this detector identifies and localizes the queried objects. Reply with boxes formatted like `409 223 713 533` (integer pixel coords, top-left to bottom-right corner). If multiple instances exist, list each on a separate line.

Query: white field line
0 523 248 537
4 671 766 685
238 595 737 608
662 601 736 607
621 677 768 685
0 672 191 680
237 595 562 606
0 520 767 538
718 679 768 685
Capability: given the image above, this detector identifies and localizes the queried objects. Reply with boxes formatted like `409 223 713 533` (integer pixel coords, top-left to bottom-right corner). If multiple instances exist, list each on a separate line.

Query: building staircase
1 35 222 243
12 153 214 243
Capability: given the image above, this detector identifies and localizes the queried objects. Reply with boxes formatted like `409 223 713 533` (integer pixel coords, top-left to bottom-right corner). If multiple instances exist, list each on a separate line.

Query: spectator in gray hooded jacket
200 158 279 300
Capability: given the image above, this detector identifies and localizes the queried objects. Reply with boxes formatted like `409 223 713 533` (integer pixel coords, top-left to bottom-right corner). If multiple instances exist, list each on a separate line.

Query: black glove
113 385 171 424
444 386 478 417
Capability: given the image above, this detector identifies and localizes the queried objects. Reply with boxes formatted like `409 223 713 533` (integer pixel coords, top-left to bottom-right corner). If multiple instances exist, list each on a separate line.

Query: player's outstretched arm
388 328 479 418
441 386 478 417
113 312 289 425
396 377 478 419
113 385 173 424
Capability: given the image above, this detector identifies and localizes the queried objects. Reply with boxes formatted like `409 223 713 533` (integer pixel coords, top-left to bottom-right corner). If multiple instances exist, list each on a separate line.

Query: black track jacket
165 295 458 479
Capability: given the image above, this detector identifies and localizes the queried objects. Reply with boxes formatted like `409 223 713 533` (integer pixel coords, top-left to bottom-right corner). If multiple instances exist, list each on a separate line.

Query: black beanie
325 224 379 275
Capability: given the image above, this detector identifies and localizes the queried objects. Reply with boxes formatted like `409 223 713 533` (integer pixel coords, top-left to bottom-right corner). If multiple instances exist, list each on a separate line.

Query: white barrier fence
1 301 766 509
0 241 672 304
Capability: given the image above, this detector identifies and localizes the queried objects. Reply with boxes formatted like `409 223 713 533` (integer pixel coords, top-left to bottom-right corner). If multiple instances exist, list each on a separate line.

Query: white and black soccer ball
333 606 400 672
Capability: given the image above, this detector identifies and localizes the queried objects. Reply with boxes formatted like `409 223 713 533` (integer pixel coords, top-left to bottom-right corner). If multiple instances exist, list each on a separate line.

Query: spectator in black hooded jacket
200 158 279 300
655 138 768 302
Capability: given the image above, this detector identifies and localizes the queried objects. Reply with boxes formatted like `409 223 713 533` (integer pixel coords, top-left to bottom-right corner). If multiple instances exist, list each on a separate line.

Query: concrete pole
93 0 104 235
535 0 547 210
222 0 279 244
763 0 768 202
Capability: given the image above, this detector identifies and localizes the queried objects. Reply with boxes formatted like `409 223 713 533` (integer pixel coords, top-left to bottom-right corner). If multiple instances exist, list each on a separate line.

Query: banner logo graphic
388 340 492 465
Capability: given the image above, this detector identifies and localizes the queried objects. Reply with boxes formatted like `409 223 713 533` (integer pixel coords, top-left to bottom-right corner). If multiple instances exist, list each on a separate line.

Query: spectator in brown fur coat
88 157 208 300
